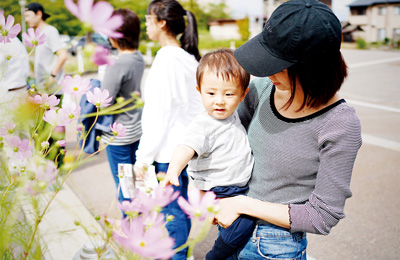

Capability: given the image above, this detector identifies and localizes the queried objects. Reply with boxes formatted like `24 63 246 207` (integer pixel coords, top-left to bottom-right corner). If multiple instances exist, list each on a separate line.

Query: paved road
66 48 400 259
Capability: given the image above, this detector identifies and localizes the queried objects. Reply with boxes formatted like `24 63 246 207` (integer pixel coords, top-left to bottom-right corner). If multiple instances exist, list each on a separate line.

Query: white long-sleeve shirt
135 46 204 168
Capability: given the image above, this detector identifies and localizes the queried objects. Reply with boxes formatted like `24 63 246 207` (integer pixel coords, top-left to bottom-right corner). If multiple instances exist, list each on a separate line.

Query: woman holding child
213 0 363 259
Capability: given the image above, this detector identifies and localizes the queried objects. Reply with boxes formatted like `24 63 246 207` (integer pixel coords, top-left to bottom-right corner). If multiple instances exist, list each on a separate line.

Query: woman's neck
158 33 180 48
117 49 137 55
274 86 341 118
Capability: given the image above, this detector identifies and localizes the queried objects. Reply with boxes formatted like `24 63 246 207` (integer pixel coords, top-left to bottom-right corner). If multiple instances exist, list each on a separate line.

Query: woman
214 0 363 259
101 9 145 205
133 1 203 259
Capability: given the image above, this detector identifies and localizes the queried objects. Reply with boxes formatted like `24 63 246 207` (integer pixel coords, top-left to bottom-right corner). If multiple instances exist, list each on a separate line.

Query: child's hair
148 0 201 61
196 48 250 94
112 9 140 50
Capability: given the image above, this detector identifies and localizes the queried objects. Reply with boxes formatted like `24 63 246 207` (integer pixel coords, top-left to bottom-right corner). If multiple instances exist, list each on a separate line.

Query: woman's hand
213 195 245 228
133 165 145 180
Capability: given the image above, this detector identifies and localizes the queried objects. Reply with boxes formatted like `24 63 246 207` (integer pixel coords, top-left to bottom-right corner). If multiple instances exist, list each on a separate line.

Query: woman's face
145 13 163 42
268 69 291 91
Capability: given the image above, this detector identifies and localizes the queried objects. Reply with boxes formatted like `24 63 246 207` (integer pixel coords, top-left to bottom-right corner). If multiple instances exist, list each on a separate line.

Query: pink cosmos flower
5 135 32 161
0 13 21 43
110 122 126 137
64 0 123 38
43 109 70 126
118 199 146 215
142 211 165 230
0 122 16 136
178 188 219 221
59 102 81 120
136 185 180 212
92 45 115 66
86 88 112 107
61 75 92 97
29 94 60 110
27 161 58 195
22 27 46 47
113 217 175 259
56 140 66 147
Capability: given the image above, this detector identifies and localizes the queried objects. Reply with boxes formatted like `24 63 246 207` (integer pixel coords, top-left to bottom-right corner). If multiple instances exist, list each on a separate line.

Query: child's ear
196 86 201 93
240 88 249 102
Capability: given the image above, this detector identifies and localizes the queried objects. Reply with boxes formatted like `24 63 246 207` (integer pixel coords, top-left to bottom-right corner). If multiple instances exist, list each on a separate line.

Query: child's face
197 70 248 120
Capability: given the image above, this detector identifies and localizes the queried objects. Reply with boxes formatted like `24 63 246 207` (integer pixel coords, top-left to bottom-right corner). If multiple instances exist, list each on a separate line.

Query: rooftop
349 0 400 7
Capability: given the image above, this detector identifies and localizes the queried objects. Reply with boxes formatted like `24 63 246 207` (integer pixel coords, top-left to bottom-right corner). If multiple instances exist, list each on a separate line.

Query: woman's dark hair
112 9 140 50
285 51 348 110
148 0 201 61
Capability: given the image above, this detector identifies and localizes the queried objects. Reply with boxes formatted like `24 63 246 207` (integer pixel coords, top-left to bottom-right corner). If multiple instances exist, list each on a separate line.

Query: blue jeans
105 140 140 203
206 186 256 260
155 162 191 260
230 223 307 260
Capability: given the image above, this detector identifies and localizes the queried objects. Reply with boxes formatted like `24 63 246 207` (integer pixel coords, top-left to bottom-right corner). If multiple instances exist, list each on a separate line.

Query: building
348 0 400 42
209 19 242 40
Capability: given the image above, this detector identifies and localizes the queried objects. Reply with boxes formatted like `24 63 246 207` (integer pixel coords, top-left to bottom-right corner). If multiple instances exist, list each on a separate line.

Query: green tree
1 0 24 34
237 16 250 41
110 0 151 42
181 0 230 31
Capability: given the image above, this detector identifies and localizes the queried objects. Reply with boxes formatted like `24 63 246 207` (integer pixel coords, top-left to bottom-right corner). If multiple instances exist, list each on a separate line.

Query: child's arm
160 145 196 187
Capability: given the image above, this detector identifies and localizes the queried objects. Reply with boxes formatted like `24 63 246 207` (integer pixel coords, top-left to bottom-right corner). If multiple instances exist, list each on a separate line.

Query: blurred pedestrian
24 2 68 92
24 2 69 166
134 0 203 259
100 9 145 208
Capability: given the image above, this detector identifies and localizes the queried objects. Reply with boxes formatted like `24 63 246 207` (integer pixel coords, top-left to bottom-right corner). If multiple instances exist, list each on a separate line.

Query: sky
226 0 354 21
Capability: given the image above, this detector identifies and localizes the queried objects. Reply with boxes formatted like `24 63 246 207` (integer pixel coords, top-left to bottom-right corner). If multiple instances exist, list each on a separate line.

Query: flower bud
116 97 125 103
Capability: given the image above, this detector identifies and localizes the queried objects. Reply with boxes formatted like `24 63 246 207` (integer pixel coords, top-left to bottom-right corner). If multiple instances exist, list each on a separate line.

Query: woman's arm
214 195 290 229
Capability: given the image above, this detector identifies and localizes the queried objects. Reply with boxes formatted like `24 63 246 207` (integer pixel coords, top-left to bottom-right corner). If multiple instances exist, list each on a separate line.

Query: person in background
213 0 362 259
0 37 30 103
24 2 69 166
24 2 68 92
161 48 255 260
100 9 145 208
133 0 203 259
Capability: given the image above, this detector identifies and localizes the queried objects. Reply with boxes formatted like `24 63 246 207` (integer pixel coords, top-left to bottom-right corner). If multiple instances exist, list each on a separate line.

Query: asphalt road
66 48 400 259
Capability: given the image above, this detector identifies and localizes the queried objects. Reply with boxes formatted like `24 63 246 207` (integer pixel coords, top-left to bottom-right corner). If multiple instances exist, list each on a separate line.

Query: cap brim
234 33 294 77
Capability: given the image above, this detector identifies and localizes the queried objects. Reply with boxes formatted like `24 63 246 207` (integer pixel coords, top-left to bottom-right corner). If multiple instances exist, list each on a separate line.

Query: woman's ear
159 19 167 30
109 38 117 48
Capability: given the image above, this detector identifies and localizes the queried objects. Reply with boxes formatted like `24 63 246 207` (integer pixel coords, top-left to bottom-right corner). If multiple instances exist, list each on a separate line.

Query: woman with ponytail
134 1 203 259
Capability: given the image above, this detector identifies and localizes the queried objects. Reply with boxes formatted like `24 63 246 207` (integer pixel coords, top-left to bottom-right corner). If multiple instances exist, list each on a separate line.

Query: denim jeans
230 223 307 260
105 140 140 203
155 162 191 260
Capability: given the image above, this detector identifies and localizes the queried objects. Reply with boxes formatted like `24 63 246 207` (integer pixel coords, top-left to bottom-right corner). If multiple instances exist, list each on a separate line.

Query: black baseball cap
25 2 50 20
234 0 342 77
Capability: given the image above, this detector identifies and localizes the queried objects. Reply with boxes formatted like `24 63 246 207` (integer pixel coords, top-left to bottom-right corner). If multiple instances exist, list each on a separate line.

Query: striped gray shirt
237 77 362 235
101 52 144 146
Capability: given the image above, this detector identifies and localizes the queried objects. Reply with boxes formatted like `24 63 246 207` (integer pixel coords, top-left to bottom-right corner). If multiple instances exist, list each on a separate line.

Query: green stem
81 98 139 118
174 219 212 257
0 180 14 214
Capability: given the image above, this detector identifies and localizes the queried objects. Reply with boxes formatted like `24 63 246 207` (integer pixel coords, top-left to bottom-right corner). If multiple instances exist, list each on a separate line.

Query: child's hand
160 174 180 188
